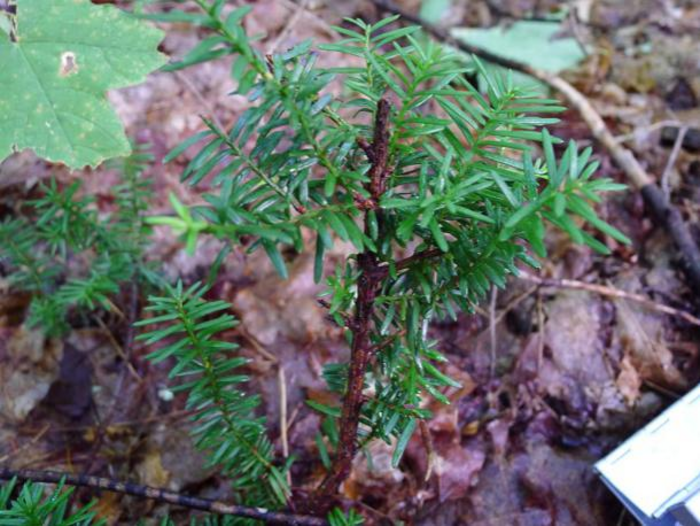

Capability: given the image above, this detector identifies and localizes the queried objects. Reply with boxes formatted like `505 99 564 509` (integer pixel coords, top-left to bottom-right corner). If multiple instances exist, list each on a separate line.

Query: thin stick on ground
0 425 50 464
536 291 545 371
278 365 292 487
20 409 195 435
0 468 327 526
277 0 338 40
494 284 540 326
238 324 279 363
489 286 498 379
614 120 682 144
369 0 700 297
174 70 227 132
661 125 688 199
518 271 700 327
418 420 436 483
93 315 141 381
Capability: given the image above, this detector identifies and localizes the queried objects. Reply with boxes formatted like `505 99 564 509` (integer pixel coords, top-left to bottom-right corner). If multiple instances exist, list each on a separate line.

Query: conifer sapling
136 3 629 521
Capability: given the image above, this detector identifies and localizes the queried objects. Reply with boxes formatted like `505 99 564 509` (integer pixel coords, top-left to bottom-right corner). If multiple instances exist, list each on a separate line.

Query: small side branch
368 99 391 199
0 468 327 526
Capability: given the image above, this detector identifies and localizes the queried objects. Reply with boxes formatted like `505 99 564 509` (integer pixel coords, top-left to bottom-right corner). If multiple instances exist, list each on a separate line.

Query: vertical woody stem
309 99 391 510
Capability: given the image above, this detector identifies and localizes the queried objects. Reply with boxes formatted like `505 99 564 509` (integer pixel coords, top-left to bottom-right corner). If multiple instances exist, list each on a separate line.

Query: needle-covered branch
370 0 700 296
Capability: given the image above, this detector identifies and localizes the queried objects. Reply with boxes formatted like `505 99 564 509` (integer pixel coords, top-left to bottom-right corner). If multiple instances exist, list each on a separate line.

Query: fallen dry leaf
0 327 63 422
43 343 93 420
616 300 686 391
435 442 486 502
343 438 405 500
136 448 170 488
539 291 613 412
615 354 643 405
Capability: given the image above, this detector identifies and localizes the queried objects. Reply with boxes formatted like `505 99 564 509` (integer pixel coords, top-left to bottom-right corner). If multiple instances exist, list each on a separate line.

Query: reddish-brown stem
308 99 392 511
356 136 375 163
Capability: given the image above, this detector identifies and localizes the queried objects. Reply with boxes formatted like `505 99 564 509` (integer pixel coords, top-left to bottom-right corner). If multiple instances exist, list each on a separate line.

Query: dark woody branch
0 467 327 526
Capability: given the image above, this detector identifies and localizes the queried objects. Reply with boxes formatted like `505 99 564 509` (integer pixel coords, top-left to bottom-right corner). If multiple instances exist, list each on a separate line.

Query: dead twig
614 119 682 144
661 125 688 199
0 468 327 526
174 70 226 132
494 285 539 326
518 271 700 327
93 315 141 381
369 0 700 297
489 286 498 379
536 291 545 371
238 325 279 364
277 0 338 40
278 366 292 487
286 402 302 434
567 9 591 57
317 298 354 329
418 420 436 483
642 379 682 400
21 409 195 436
0 425 50 464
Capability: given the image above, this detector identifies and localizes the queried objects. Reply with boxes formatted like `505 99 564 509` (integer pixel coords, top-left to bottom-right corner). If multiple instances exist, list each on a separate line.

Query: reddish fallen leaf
436 443 486 502
0 327 63 422
487 418 512 457
616 355 643 405
616 300 686 391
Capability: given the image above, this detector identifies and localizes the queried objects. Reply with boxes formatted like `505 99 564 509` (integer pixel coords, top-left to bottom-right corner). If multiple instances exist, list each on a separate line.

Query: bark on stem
309 100 392 510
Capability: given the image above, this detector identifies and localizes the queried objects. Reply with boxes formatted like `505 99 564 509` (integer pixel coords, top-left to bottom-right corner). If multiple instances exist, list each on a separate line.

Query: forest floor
1 0 700 524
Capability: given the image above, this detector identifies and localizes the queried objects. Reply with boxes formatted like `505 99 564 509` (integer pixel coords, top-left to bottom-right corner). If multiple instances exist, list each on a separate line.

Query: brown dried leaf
43 343 93 420
616 354 643 405
539 291 613 410
136 449 170 488
435 443 486 502
0 327 63 422
616 300 686 390
343 439 405 500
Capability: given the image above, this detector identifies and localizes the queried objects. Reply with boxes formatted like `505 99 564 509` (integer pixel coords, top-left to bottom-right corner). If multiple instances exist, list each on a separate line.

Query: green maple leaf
0 0 167 169
452 21 585 89
453 21 585 73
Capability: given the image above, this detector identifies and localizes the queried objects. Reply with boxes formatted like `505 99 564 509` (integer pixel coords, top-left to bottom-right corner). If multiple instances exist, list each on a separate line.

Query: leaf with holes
0 0 167 169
